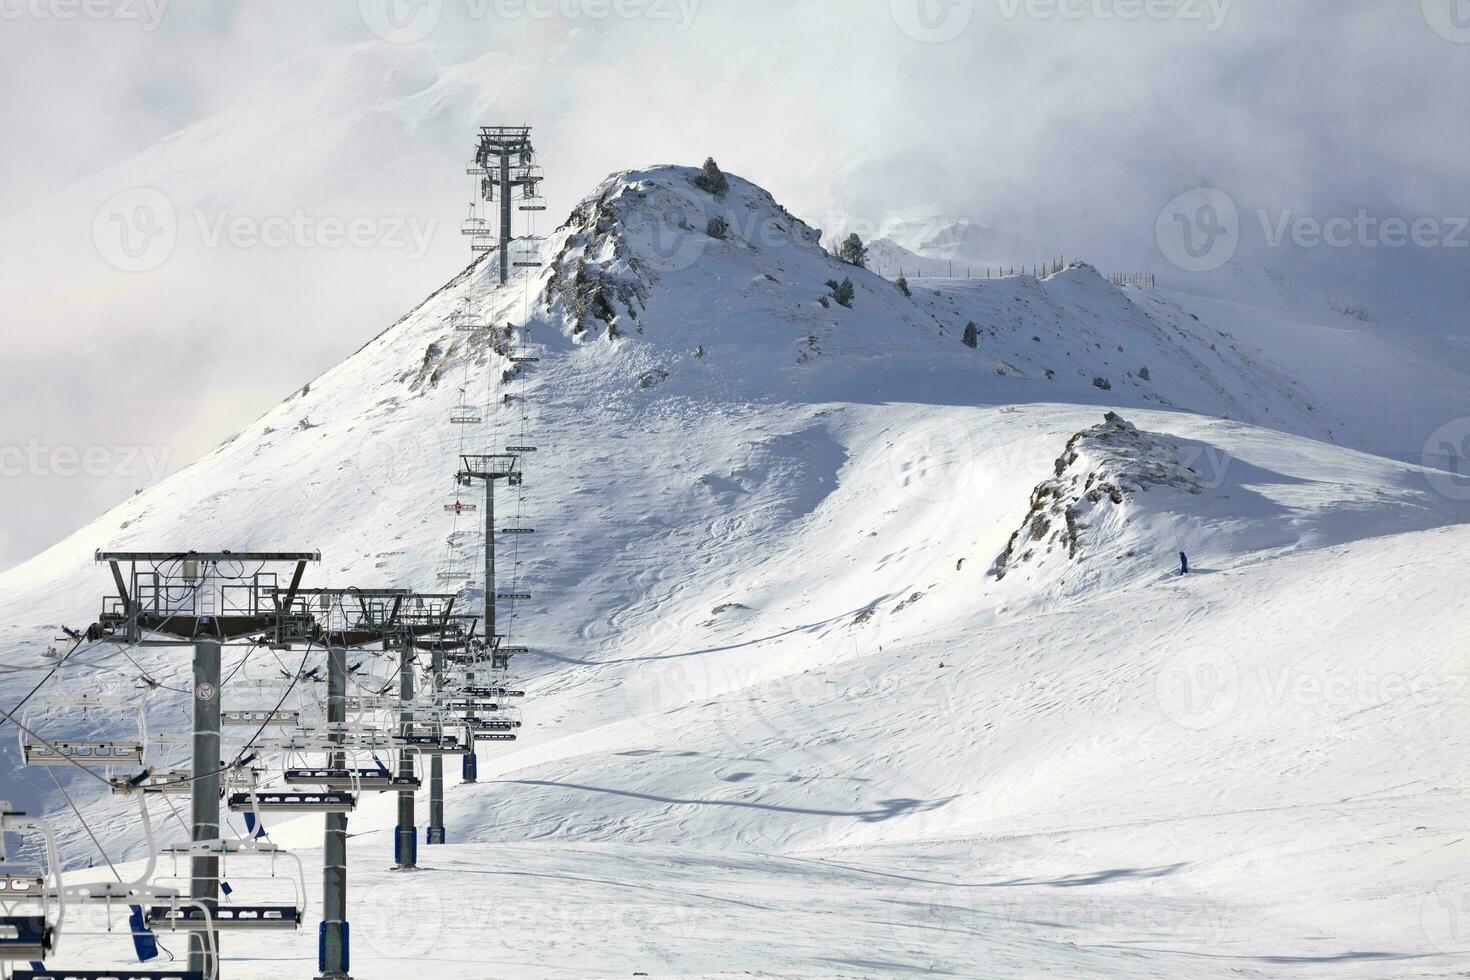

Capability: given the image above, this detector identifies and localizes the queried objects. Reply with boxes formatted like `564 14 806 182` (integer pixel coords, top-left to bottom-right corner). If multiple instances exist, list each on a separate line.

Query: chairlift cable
46 767 123 882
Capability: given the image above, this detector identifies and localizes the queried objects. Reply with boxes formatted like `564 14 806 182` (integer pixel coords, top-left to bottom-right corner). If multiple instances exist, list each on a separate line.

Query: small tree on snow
962 322 979 348
706 216 729 239
840 233 867 267
693 157 729 197
827 277 855 308
895 276 911 298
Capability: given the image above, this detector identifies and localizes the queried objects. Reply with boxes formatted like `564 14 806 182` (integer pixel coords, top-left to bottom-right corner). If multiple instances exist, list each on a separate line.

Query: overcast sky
1 0 1466 572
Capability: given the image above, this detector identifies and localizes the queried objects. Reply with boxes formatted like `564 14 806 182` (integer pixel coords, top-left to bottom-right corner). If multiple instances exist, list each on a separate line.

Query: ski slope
3 165 1469 978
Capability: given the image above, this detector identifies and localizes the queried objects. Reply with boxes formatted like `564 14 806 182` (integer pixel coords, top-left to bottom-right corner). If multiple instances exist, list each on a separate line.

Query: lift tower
90 549 319 979
472 125 542 285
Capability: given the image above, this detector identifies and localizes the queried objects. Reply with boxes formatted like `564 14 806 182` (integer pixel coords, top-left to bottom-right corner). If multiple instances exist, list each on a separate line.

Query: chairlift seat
450 415 483 425
24 740 144 766
500 528 536 535
395 734 470 756
436 571 473 582
473 732 517 743
147 904 302 931
13 973 202 980
444 502 479 513
227 791 355 814
222 710 300 727
284 768 420 792
496 593 532 600
0 915 53 960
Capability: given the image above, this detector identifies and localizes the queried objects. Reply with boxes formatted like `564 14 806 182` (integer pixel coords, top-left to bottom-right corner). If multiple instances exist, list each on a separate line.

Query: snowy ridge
990 412 1202 583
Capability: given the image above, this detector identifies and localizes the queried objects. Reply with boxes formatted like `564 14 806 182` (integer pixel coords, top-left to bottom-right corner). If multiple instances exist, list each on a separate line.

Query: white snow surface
3 166 1469 978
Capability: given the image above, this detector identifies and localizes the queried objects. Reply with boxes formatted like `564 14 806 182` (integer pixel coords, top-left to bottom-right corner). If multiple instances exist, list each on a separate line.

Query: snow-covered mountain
4 165 1469 978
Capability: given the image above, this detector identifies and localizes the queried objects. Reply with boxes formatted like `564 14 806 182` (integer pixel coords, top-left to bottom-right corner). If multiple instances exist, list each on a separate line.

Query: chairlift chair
149 838 306 933
0 805 63 963
460 204 489 238
511 237 544 269
450 407 483 425
19 696 147 768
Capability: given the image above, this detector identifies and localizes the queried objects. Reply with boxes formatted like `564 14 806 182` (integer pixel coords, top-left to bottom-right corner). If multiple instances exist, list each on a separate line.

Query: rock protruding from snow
990 413 1201 580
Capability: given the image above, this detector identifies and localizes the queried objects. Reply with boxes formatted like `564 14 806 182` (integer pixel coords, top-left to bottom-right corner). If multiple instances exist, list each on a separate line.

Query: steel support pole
319 641 351 979
498 149 511 285
189 639 221 980
427 645 445 844
395 635 416 869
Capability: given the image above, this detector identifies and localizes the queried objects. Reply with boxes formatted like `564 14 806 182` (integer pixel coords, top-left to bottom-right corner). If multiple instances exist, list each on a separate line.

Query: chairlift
150 838 306 933
519 181 547 212
511 238 544 269
505 446 537 453
460 204 489 237
443 500 478 514
496 593 532 600
500 528 536 535
436 571 473 582
0 805 63 963
450 408 483 425
20 696 147 768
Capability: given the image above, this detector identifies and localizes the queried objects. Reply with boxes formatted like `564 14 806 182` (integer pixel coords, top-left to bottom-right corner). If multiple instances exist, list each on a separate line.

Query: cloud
0 0 1465 569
